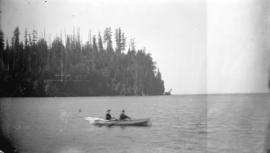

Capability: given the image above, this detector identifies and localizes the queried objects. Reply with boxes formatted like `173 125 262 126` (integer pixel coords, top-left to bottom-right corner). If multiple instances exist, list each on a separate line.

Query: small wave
84 117 105 124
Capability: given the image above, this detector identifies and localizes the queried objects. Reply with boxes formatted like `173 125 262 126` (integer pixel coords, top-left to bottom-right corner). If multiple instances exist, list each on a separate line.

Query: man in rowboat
106 109 117 121
119 110 131 120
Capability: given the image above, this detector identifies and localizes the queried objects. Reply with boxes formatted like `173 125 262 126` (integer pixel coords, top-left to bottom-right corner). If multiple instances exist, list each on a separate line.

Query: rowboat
94 118 151 126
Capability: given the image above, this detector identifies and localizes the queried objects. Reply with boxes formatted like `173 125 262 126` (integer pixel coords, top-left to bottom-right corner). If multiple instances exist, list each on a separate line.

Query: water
0 94 269 153
207 94 270 153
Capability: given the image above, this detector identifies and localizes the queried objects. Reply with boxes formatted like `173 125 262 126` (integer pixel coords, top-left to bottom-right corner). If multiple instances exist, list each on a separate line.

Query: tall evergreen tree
115 28 122 53
0 30 4 52
104 27 113 52
0 27 165 97
32 29 38 44
98 32 104 52
92 35 98 52
0 30 4 70
12 27 20 50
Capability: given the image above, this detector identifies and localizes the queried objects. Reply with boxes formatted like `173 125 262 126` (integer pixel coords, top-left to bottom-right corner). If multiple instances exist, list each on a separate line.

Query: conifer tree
0 27 165 96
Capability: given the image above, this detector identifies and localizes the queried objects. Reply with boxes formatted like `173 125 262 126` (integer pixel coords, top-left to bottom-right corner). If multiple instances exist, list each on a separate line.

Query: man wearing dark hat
106 109 113 120
119 110 131 120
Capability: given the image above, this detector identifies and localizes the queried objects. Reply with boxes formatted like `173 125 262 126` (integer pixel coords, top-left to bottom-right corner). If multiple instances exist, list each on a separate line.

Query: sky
207 0 270 94
1 0 269 94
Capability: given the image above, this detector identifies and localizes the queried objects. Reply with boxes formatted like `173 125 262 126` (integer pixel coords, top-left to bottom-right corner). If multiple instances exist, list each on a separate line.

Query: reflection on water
0 94 269 153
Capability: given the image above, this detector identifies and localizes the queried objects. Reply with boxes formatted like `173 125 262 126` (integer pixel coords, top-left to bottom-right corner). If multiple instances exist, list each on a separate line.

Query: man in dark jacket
119 110 131 120
106 109 113 120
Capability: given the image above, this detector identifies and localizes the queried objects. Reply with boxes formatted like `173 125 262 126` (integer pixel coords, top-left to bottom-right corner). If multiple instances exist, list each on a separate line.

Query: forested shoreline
0 27 165 97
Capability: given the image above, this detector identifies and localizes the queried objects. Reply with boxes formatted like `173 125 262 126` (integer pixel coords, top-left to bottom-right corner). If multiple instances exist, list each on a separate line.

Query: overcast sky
1 0 269 94
207 0 270 94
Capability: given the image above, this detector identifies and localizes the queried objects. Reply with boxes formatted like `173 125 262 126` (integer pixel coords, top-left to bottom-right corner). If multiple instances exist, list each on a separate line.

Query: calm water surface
0 94 269 153
208 94 270 153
